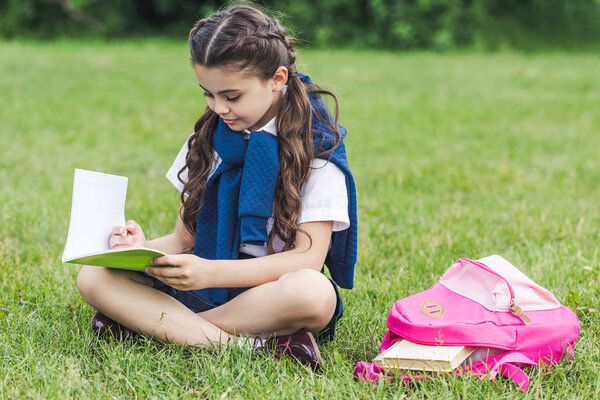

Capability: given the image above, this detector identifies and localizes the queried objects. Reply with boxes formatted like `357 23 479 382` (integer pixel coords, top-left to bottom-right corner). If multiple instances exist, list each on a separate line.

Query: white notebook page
62 169 128 261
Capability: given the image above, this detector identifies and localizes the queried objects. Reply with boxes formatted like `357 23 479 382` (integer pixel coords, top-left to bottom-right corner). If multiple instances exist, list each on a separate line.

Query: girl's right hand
109 220 147 249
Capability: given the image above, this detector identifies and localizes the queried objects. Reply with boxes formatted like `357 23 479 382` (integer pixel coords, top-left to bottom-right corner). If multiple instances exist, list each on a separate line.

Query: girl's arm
211 220 333 286
147 220 334 291
145 205 195 254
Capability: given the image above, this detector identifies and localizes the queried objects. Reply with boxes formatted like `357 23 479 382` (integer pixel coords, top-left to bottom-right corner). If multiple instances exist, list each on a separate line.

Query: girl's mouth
222 118 237 124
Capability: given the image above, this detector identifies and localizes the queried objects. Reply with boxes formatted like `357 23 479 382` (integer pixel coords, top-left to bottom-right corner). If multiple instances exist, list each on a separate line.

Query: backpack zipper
458 258 531 325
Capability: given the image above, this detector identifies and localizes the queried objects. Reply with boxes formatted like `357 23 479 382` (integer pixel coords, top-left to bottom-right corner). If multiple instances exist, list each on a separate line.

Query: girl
76 4 357 371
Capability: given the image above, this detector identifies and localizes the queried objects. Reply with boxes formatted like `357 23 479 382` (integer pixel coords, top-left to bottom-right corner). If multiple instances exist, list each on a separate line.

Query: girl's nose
214 99 229 115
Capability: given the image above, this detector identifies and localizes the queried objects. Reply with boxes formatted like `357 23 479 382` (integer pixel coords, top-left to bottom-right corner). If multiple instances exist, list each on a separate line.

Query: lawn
1 40 599 398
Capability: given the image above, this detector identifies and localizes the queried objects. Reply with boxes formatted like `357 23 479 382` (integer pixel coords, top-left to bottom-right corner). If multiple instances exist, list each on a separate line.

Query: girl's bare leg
199 268 338 337
77 265 234 347
77 266 337 345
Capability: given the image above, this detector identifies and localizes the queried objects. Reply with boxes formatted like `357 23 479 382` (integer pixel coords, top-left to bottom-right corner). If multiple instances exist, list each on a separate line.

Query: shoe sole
306 332 323 367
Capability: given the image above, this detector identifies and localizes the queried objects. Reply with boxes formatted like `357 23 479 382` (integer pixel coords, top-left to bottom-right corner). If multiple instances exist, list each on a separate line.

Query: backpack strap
488 352 538 392
355 352 540 392
353 361 391 383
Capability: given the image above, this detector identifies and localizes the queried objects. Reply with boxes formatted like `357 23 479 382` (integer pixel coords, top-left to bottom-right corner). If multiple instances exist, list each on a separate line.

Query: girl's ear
271 66 288 92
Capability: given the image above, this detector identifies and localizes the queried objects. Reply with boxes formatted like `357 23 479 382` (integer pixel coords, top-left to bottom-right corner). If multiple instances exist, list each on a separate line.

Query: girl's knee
77 265 126 302
77 266 151 303
76 265 106 301
278 269 337 327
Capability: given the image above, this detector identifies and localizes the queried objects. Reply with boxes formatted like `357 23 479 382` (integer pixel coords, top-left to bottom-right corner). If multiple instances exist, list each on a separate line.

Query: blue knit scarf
193 73 357 305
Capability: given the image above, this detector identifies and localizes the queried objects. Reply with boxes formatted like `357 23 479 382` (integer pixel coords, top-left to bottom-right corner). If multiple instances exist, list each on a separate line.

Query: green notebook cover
64 247 166 271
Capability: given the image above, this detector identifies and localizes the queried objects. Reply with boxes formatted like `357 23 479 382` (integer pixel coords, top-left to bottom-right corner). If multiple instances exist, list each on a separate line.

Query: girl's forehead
193 64 264 91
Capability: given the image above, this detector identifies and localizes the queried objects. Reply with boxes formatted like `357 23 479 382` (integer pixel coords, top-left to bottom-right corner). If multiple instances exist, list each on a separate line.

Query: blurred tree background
1 0 599 49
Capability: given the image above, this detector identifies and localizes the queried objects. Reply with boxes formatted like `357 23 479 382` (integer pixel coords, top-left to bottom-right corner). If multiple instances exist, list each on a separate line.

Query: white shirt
166 118 349 257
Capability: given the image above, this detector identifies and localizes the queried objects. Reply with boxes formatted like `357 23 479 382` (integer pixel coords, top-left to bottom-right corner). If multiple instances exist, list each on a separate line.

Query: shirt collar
243 116 277 136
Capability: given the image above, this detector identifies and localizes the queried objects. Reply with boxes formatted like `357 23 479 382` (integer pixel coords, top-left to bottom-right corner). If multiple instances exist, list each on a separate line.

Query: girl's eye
203 92 213 98
226 95 240 102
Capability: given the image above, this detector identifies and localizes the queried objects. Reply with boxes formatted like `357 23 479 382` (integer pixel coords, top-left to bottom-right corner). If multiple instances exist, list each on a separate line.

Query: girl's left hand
146 254 213 291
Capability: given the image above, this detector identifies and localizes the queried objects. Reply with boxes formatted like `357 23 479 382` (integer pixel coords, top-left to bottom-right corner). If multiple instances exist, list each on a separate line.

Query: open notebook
61 169 166 271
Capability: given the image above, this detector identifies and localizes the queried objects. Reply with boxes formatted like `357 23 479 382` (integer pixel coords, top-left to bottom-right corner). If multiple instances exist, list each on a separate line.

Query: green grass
1 40 599 398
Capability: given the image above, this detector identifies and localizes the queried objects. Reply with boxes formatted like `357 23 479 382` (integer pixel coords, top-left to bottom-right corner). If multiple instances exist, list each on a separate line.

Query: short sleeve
166 136 221 193
298 158 349 232
165 139 190 192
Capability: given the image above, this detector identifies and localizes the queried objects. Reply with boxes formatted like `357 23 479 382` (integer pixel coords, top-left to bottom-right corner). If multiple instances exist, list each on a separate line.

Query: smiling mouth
222 118 237 124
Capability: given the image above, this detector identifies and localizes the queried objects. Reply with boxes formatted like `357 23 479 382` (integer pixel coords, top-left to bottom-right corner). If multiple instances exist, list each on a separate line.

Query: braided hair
181 5 340 254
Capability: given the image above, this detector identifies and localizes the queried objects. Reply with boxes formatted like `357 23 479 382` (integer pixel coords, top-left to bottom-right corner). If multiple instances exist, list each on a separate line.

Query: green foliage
273 0 600 49
1 41 600 398
1 0 599 49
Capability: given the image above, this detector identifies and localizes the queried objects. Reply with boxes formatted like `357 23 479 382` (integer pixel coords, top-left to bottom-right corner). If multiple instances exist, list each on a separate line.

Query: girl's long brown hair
182 5 340 254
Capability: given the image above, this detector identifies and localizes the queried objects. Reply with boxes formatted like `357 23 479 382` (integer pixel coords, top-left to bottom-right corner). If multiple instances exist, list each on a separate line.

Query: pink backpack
354 255 580 392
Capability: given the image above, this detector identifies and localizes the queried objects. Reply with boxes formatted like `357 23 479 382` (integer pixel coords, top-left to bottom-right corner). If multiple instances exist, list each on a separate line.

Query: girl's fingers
126 220 142 235
151 256 167 266
111 225 127 235
145 266 180 280
151 255 179 266
147 255 180 273
109 234 133 248
112 242 133 249
146 256 197 290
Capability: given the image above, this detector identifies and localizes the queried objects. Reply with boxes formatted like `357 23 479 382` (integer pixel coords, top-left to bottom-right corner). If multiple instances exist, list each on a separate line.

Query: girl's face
194 64 287 132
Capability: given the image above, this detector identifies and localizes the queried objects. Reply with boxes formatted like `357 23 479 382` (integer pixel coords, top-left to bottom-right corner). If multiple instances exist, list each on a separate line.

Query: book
373 338 476 372
61 169 166 271
460 346 505 367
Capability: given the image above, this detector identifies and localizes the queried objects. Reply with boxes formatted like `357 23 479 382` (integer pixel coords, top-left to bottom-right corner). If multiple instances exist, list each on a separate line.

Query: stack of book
373 339 502 372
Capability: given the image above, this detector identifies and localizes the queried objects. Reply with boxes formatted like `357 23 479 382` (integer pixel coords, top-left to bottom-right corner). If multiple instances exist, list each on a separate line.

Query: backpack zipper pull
510 300 531 325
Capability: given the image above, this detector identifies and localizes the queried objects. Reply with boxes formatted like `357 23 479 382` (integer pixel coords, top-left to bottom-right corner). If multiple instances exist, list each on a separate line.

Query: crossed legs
76 265 337 347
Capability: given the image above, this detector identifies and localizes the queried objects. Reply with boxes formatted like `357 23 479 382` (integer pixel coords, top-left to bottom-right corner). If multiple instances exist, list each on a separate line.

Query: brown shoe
90 311 140 341
260 332 323 371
